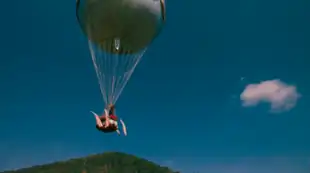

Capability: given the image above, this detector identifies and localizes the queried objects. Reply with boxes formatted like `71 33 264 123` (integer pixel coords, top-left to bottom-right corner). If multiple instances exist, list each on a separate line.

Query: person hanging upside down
91 104 127 136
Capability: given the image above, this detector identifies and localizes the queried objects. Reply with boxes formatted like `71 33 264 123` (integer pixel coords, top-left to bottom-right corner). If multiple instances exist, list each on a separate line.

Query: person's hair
109 104 115 115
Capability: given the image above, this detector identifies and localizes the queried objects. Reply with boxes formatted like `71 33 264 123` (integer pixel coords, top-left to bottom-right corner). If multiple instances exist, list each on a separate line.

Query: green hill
1 152 179 173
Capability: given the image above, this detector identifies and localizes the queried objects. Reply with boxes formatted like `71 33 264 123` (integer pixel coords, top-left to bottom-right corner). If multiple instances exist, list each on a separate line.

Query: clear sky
1 0 310 172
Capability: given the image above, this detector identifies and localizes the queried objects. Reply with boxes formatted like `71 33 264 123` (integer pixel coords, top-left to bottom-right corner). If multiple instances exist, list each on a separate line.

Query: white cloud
240 79 300 113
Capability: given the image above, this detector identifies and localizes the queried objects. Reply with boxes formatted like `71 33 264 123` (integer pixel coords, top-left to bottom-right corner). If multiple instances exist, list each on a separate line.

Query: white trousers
108 119 118 126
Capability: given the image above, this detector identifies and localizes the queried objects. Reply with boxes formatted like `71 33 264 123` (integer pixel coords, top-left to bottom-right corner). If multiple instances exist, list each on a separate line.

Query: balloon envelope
76 0 165 54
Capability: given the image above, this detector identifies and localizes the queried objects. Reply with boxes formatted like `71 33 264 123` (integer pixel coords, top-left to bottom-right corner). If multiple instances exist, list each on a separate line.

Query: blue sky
0 0 310 172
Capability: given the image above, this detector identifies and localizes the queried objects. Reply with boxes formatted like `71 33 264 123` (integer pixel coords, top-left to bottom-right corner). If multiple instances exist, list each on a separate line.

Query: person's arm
116 129 120 135
98 111 107 119
104 109 109 116
104 109 110 127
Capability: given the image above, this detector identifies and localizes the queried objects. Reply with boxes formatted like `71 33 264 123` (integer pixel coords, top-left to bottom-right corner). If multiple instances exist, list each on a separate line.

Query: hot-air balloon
76 0 166 136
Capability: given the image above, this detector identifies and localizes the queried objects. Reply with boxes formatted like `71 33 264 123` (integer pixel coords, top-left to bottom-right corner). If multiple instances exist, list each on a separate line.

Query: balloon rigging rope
88 39 145 105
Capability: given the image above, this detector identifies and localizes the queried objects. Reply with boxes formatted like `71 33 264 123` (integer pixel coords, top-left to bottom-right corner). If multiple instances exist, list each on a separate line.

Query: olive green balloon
76 0 165 54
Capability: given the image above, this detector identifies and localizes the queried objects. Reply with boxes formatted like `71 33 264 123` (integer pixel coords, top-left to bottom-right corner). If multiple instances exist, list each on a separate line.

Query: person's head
108 104 115 113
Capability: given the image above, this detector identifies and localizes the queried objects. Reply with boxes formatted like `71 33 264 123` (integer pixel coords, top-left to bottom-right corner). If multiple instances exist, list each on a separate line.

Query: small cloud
240 79 301 113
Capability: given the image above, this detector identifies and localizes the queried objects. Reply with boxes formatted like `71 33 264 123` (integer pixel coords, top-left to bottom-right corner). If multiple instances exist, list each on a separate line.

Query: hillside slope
1 152 178 173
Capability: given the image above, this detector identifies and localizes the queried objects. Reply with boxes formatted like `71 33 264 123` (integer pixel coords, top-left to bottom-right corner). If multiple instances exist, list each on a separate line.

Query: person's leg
120 119 127 136
96 124 102 131
113 120 120 135
108 119 117 130
116 129 120 135
109 119 118 126
95 115 103 127
91 111 103 127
